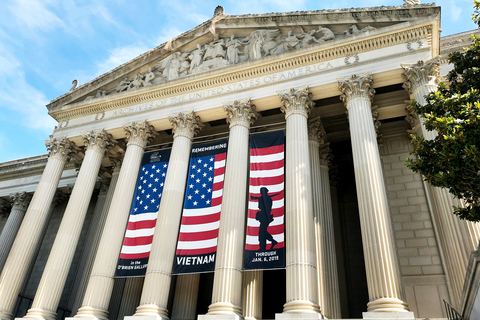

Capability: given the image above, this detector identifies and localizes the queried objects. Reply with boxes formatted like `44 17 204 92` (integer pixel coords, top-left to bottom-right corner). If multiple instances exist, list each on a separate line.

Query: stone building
0 3 478 320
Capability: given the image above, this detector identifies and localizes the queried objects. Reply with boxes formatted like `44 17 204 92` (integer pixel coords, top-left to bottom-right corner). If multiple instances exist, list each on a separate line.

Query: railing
444 299 463 320
14 295 71 320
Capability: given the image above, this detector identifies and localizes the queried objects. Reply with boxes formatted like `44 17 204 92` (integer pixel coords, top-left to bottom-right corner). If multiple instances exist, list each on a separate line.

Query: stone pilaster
0 137 74 320
0 192 32 274
402 59 480 308
307 118 341 319
171 274 200 320
203 98 257 319
75 121 157 320
69 158 122 315
276 85 321 318
132 111 203 320
24 129 115 320
242 271 263 320
338 73 410 314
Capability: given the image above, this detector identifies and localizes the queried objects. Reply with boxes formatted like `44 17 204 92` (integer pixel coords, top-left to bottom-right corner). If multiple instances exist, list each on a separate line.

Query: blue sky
0 0 477 163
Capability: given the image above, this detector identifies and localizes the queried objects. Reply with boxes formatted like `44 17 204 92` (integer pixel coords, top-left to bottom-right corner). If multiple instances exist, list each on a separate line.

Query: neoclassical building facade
0 3 478 320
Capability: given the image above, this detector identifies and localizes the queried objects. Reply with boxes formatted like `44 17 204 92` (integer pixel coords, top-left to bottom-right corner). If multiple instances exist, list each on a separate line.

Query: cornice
49 22 435 123
0 159 76 182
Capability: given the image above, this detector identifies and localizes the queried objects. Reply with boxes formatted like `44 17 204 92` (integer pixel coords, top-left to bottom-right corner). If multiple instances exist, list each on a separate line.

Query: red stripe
246 224 285 235
122 235 153 246
127 219 156 230
249 175 284 186
120 251 150 259
211 197 222 206
250 160 284 171
214 166 225 176
245 242 284 251
181 213 220 225
213 182 224 192
178 229 219 241
250 145 284 156
215 153 226 161
176 246 217 255
248 207 284 219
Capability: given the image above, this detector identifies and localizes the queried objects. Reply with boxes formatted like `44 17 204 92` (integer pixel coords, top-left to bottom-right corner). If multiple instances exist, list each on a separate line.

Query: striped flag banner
244 130 285 270
172 139 228 274
115 149 171 277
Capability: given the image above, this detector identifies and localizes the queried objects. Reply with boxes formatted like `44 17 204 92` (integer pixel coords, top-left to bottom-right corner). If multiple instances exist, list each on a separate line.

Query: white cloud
95 44 151 77
7 0 64 31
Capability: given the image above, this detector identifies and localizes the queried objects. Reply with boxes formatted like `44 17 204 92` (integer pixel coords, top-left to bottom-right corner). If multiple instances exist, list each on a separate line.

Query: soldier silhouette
251 187 280 250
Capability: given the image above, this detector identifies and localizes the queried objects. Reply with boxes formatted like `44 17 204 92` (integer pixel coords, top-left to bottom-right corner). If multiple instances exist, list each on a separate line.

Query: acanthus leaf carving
82 129 117 154
224 98 258 128
168 110 204 139
278 84 315 118
308 116 327 143
45 136 76 161
401 58 441 94
338 72 375 107
123 120 158 148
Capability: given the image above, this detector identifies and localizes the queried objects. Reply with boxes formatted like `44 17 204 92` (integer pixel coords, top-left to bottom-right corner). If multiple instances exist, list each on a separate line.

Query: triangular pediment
48 3 440 112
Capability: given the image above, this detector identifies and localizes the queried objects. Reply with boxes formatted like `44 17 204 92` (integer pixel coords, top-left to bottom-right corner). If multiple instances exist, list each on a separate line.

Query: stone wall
381 133 449 318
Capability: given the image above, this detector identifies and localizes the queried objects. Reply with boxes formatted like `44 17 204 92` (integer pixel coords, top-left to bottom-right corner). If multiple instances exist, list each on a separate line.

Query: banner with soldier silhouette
244 130 285 270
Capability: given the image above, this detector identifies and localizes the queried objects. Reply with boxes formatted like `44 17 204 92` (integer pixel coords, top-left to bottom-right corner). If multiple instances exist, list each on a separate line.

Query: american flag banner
172 139 228 274
115 149 171 277
244 130 285 270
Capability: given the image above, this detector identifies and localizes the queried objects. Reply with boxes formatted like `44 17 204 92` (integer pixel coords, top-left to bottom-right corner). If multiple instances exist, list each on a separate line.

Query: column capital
319 143 332 166
278 84 314 119
401 58 441 95
169 110 204 139
308 117 326 143
404 101 421 134
46 136 75 161
224 97 257 129
338 72 375 108
0 198 10 217
52 190 69 208
123 120 158 148
82 129 117 154
10 192 32 211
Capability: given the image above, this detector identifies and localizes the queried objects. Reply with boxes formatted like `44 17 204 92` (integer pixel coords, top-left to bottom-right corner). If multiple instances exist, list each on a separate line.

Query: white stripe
128 212 157 222
250 167 284 178
124 228 155 238
121 244 152 254
212 190 223 198
214 159 225 168
247 216 284 228
249 183 284 194
251 152 284 163
248 199 284 210
179 221 219 233
182 205 221 217
176 238 218 250
245 233 284 245
213 174 224 183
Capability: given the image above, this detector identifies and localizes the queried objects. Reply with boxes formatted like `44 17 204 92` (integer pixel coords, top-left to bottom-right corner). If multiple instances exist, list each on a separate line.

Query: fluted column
75 121 157 320
203 98 257 319
338 73 410 314
132 111 203 320
307 118 341 319
69 158 123 315
277 85 321 317
171 275 200 320
403 59 480 308
117 278 145 320
0 192 32 273
0 137 74 320
242 271 263 320
24 129 116 320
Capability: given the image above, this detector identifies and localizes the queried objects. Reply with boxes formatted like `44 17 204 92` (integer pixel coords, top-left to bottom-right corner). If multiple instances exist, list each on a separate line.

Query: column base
72 306 109 320
20 307 57 320
198 314 243 320
0 310 14 320
275 313 324 320
282 300 321 314
125 316 167 320
363 311 415 319
131 304 169 319
366 298 410 313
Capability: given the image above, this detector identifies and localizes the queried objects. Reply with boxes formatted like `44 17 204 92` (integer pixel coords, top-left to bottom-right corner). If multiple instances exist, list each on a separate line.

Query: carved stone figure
226 35 242 64
300 29 322 47
213 39 226 58
178 52 191 76
144 68 156 85
318 26 335 42
115 78 131 92
344 25 376 36
284 31 300 50
168 53 181 80
204 42 216 61
189 44 205 72
129 73 145 89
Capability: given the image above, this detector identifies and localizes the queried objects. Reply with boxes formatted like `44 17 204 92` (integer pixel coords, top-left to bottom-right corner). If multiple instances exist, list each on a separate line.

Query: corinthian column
338 73 411 315
0 192 32 273
242 271 263 320
132 111 203 320
202 98 257 320
24 129 116 320
277 85 321 318
75 121 157 320
307 118 341 319
0 137 74 320
171 274 200 320
402 59 480 308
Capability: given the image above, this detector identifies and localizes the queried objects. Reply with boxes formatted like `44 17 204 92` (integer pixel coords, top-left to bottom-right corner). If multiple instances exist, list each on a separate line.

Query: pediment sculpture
84 25 379 100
